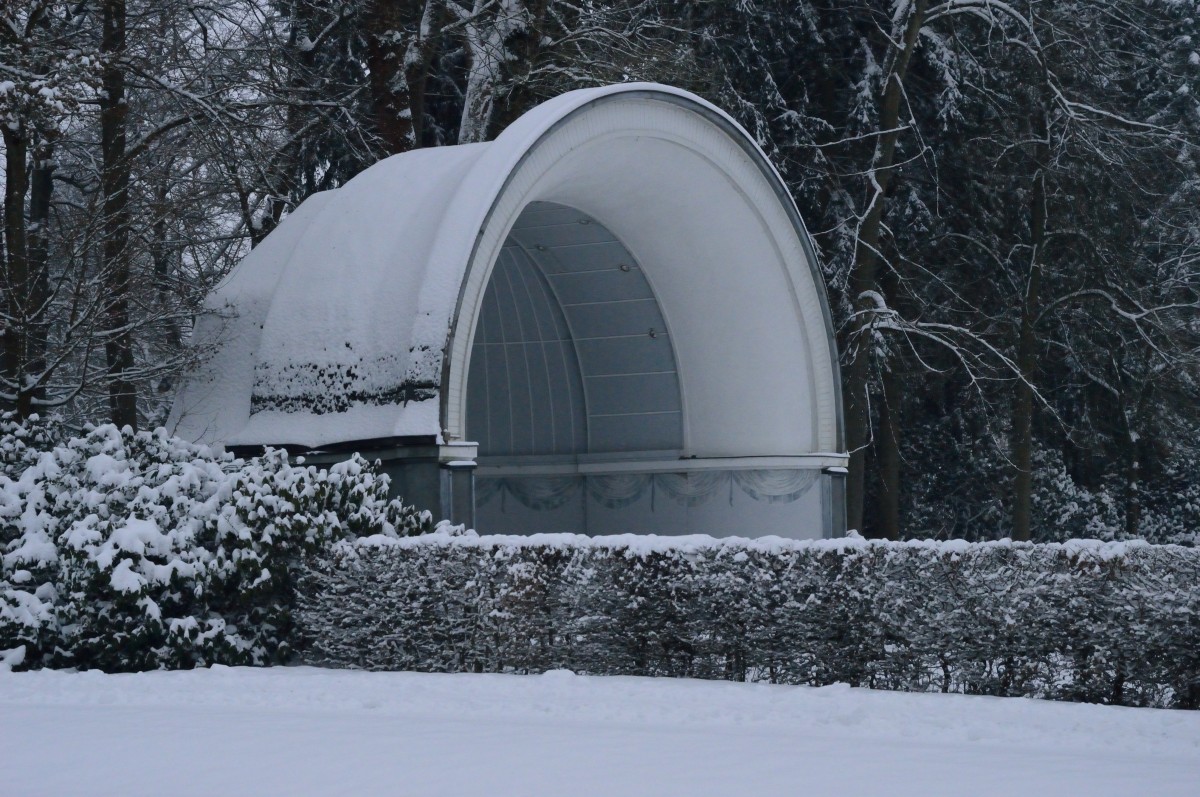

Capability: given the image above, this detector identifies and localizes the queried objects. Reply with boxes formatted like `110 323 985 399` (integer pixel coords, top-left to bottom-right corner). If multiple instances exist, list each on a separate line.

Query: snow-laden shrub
1139 454 1200 547
296 533 1200 709
903 418 1199 546
1030 449 1124 542
0 415 431 671
201 449 431 663
899 413 1010 540
0 412 66 485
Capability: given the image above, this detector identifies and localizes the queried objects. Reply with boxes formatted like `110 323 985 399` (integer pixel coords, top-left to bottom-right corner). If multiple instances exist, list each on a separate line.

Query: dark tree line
2 0 1197 543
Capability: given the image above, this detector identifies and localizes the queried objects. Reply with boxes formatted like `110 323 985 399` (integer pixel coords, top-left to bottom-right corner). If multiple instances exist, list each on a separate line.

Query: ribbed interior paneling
466 202 683 456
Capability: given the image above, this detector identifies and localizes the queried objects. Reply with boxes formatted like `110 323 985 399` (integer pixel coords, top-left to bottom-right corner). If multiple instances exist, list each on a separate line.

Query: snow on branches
0 414 431 672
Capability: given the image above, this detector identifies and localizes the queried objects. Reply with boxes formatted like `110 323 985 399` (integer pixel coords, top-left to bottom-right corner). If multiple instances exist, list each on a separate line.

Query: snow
230 397 444 450
107 558 145 593
343 524 1179 561
1 667 1195 797
175 143 486 451
171 82 842 465
168 192 336 447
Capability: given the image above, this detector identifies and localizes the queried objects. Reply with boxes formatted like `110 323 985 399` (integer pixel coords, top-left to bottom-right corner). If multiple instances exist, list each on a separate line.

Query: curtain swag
476 469 820 512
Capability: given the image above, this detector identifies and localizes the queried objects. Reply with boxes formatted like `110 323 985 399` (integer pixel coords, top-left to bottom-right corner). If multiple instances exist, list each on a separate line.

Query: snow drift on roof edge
170 143 490 449
169 83 793 452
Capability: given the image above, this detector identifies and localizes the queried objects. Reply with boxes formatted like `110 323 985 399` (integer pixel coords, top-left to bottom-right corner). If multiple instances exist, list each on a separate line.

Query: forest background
2 0 1198 543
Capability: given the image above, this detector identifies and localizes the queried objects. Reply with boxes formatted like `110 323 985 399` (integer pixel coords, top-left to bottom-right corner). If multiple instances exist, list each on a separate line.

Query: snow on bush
0 414 431 671
297 532 1200 709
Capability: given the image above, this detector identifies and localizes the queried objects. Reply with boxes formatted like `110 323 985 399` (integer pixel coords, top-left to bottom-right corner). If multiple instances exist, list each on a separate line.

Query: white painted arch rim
438 84 844 458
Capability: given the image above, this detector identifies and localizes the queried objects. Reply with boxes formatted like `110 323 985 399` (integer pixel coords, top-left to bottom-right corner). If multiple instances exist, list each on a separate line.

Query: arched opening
463 191 829 536
444 91 842 461
466 201 683 459
441 91 844 536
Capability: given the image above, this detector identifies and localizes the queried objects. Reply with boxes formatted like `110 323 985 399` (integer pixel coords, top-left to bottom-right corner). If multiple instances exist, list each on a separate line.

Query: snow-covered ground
2 667 1196 796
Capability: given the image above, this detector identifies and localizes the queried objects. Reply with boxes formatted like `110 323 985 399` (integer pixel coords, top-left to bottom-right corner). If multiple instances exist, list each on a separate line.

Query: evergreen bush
0 414 430 671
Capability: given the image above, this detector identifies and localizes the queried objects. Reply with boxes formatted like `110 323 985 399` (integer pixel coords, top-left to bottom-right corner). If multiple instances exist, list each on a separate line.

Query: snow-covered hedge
0 415 431 671
296 532 1200 709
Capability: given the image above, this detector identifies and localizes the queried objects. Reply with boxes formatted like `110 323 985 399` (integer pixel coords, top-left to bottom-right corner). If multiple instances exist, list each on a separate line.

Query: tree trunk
149 184 181 394
1123 433 1141 539
844 0 928 534
257 2 318 244
1 127 30 414
485 0 549 137
101 0 138 430
459 1 527 143
364 0 435 153
878 361 903 540
1120 390 1142 539
26 135 55 411
1011 158 1047 542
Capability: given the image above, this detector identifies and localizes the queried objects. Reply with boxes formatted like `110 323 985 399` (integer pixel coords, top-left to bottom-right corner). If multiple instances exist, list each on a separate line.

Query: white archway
170 84 846 538
439 87 842 459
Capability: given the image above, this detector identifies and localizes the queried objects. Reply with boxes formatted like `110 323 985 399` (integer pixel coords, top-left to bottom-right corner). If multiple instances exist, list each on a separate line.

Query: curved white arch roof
171 83 844 462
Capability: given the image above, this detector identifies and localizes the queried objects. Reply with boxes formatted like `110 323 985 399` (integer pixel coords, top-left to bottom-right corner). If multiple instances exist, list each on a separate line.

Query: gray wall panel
575 335 675 376
589 413 682 452
468 202 683 456
586 373 682 415
547 267 653 305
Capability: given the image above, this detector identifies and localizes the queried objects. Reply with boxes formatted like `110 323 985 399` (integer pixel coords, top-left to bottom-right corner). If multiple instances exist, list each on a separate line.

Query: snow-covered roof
171 83 844 460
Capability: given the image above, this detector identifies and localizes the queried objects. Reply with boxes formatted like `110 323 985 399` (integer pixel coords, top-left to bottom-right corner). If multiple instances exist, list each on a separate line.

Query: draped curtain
476 469 820 511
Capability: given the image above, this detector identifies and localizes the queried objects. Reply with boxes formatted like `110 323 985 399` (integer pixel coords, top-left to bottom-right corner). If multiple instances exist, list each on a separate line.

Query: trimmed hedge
296 532 1200 708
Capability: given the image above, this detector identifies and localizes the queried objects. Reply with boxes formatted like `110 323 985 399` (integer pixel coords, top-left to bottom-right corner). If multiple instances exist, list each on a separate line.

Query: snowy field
2 667 1197 797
